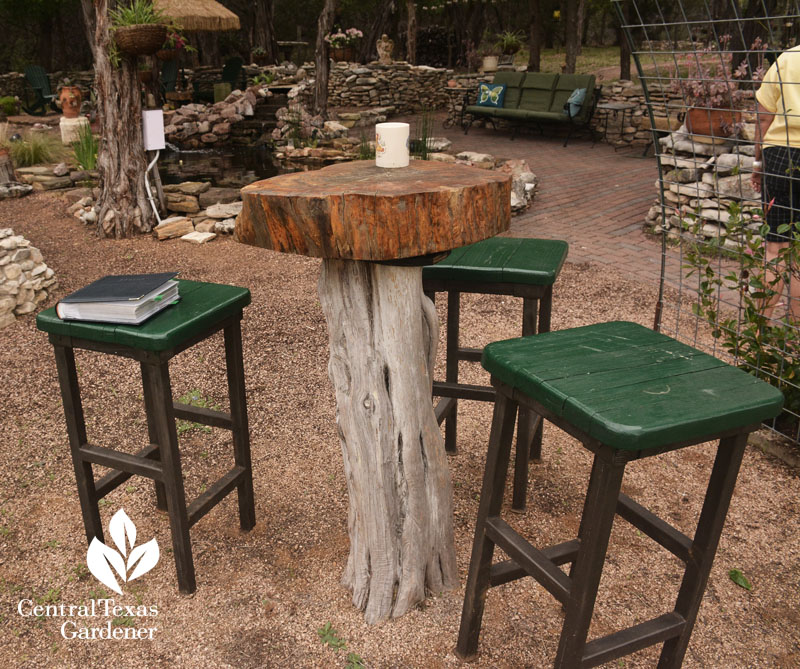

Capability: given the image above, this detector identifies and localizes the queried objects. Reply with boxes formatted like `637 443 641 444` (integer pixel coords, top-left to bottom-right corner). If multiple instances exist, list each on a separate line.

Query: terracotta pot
58 86 82 119
156 48 178 61
331 46 355 62
685 107 741 138
115 24 167 56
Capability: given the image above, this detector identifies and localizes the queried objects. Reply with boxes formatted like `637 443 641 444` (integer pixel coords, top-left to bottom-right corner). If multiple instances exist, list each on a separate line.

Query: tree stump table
236 159 511 623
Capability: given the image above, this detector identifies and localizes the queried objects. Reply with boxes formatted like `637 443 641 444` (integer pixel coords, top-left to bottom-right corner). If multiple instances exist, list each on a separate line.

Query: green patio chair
21 65 57 116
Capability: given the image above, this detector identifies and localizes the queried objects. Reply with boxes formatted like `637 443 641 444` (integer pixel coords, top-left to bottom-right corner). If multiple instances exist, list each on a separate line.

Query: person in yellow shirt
751 44 800 321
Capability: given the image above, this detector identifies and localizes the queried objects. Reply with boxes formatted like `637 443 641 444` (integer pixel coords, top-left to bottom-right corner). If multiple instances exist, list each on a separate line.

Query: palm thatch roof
154 0 240 32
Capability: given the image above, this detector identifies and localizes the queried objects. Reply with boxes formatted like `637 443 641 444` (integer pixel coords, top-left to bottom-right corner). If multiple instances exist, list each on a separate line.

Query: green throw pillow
476 83 507 108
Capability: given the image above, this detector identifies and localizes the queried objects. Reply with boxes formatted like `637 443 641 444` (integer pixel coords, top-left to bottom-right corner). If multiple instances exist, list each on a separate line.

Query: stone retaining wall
644 127 761 247
0 229 56 329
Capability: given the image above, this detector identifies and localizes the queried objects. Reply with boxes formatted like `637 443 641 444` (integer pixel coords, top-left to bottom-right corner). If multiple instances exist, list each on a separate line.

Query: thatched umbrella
154 0 240 32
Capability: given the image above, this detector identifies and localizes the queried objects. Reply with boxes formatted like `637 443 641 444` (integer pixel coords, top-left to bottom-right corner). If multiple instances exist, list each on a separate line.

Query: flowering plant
325 27 363 49
670 35 767 110
162 25 196 52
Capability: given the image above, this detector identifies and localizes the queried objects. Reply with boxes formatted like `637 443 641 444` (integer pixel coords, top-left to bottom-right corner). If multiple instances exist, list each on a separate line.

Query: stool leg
530 288 554 462
53 345 103 544
140 362 168 512
224 320 256 532
456 393 518 660
511 297 540 511
444 290 461 453
658 433 748 669
142 361 196 594
554 453 626 668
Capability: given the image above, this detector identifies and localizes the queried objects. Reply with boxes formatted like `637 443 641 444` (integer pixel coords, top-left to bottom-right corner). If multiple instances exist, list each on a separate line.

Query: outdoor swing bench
464 71 600 146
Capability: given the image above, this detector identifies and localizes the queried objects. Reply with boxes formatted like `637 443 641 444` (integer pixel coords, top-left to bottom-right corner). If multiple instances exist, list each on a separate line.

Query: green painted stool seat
37 280 250 351
483 321 784 451
457 321 783 667
37 279 256 595
423 237 568 285
423 236 569 511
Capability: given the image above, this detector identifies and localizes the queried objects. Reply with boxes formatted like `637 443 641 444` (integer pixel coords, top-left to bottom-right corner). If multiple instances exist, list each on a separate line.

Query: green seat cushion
423 237 568 286
483 321 784 451
519 73 558 112
466 104 498 117
491 71 526 108
36 280 250 352
496 109 567 122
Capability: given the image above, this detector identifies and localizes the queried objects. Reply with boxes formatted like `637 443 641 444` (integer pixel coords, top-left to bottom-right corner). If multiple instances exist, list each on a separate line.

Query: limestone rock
199 187 241 208
154 216 194 240
206 201 243 219
456 151 495 164
165 192 200 214
181 231 216 244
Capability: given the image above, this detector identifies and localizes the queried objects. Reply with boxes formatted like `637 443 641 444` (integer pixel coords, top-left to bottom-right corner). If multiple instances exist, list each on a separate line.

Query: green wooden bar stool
423 236 568 510
36 280 256 594
456 321 783 668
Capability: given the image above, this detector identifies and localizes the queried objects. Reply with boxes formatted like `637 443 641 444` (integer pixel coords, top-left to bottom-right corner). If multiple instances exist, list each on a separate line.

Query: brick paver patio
440 122 663 287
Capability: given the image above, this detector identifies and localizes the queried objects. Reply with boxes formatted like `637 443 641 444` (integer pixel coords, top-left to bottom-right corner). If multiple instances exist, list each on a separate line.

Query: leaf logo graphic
86 509 160 595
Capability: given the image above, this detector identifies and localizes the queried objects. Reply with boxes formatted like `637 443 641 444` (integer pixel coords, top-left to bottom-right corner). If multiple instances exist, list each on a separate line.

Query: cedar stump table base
238 160 511 622
319 259 457 623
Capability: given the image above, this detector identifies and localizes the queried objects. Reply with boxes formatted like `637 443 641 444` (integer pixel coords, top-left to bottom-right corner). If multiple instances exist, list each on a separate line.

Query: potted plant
324 26 363 62
57 78 83 118
110 0 168 57
251 46 269 66
495 30 525 56
157 26 195 60
671 35 767 138
479 43 500 73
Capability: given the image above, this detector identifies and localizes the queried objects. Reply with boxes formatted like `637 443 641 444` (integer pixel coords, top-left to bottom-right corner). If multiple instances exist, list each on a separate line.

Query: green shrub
8 132 64 167
72 123 98 170
0 96 18 116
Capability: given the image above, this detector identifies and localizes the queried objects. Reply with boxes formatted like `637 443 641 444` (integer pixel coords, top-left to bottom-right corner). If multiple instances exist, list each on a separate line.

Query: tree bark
359 0 395 63
314 0 337 118
83 0 155 237
563 0 586 74
318 259 458 624
253 0 279 64
528 0 544 72
406 0 417 65
617 0 631 81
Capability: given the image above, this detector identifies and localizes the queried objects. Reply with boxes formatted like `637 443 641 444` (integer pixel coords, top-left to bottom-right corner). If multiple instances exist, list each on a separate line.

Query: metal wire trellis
615 0 800 444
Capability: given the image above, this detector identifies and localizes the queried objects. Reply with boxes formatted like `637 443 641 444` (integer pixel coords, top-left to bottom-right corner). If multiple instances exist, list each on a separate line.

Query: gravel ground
1 193 799 668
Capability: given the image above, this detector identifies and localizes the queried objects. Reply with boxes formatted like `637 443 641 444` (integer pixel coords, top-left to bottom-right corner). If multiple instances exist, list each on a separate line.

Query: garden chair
21 65 57 116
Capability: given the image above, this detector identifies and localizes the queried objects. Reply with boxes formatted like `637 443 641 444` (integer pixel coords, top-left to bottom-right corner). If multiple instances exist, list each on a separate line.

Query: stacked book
56 273 180 325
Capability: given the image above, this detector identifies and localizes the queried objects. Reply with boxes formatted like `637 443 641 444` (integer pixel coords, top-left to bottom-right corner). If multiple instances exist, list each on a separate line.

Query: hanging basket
156 48 178 61
114 24 168 57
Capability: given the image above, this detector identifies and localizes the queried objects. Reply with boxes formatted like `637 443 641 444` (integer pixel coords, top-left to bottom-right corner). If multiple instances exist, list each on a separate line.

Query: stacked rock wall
0 229 56 328
645 128 760 248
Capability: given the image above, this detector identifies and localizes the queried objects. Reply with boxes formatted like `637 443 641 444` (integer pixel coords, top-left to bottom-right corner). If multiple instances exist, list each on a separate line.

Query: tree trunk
359 0 395 63
253 0 279 64
318 259 458 624
84 0 155 238
0 151 15 183
314 0 337 118
563 0 586 74
528 0 544 71
406 0 417 65
617 0 631 81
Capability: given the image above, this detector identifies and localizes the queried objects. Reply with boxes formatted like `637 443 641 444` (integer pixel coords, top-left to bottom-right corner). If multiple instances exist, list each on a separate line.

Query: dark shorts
763 145 800 242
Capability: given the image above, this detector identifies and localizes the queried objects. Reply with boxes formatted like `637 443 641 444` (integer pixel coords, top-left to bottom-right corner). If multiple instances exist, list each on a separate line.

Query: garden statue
376 33 394 65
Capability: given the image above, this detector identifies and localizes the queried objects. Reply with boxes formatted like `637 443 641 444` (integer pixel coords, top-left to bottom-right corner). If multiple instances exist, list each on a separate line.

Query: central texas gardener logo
86 509 160 595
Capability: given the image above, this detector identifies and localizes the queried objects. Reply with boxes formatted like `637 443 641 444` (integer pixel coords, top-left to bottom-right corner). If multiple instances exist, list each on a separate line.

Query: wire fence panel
614 0 800 444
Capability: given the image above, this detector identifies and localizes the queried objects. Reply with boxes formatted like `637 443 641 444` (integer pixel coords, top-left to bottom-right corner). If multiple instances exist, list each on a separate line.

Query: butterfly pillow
476 83 507 108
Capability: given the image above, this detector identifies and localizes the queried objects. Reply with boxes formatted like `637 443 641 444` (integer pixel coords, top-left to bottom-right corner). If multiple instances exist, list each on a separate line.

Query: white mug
375 122 410 168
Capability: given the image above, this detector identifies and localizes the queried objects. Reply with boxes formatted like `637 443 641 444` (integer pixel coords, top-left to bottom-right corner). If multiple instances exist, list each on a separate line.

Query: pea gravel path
0 193 798 668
